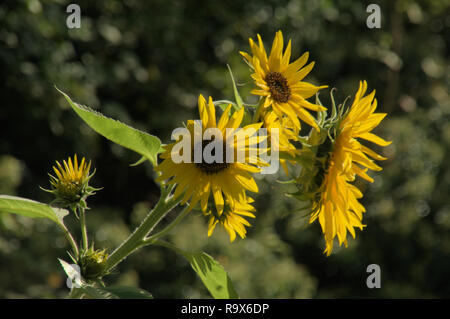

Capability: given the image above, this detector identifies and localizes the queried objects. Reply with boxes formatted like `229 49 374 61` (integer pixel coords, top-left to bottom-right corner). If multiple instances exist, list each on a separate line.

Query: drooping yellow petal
310 81 390 256
212 184 224 215
359 132 392 146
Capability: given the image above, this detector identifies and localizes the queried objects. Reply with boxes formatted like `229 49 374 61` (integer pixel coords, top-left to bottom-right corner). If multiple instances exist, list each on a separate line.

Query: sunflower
262 110 300 175
205 196 256 242
155 95 266 235
46 154 95 206
309 81 391 256
240 30 327 131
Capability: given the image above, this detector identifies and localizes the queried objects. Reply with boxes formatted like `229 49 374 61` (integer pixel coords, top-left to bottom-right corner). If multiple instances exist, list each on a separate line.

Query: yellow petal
212 184 224 215
207 96 217 128
198 94 208 129
359 132 392 146
218 104 232 131
285 51 309 77
234 171 258 193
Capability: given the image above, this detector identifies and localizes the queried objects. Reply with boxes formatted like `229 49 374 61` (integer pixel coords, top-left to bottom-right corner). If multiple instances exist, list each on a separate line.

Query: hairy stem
79 206 88 251
104 186 181 272
60 222 79 258
144 204 191 244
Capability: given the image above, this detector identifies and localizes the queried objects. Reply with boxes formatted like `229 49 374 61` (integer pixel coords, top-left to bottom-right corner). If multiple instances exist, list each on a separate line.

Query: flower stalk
60 222 79 258
79 206 88 251
104 185 182 272
144 204 191 244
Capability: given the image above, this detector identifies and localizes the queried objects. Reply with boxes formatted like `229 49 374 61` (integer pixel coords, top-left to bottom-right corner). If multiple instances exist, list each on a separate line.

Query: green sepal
130 156 148 167
78 244 109 281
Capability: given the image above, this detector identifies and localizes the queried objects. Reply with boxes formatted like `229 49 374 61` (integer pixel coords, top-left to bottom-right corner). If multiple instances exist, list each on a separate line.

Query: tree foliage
0 0 448 298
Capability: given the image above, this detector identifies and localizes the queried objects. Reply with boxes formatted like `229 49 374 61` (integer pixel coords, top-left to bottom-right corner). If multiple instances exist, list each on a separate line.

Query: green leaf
224 66 253 126
226 64 244 110
129 155 148 167
57 87 163 166
80 286 118 299
102 286 153 299
0 195 68 226
184 252 238 299
152 241 238 299
76 285 153 299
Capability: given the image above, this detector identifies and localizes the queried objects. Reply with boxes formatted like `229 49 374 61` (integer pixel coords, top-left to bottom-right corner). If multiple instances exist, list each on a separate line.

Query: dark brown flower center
265 71 291 103
193 139 229 174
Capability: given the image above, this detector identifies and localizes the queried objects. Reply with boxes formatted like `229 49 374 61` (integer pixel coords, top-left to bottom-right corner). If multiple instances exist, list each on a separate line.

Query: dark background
0 0 448 298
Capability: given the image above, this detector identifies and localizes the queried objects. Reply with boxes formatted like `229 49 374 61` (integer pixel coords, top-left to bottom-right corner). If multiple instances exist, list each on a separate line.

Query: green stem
79 206 88 251
144 204 191 244
104 186 181 272
68 287 84 299
96 279 106 287
60 222 79 258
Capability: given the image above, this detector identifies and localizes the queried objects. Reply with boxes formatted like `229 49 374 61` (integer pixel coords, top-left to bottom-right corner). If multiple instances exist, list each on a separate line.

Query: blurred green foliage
0 0 449 298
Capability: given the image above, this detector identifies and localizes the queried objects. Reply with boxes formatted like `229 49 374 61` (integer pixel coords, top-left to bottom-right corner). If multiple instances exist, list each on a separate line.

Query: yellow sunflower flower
240 30 327 131
205 196 256 242
310 81 391 256
155 95 265 223
47 154 94 205
262 110 300 175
